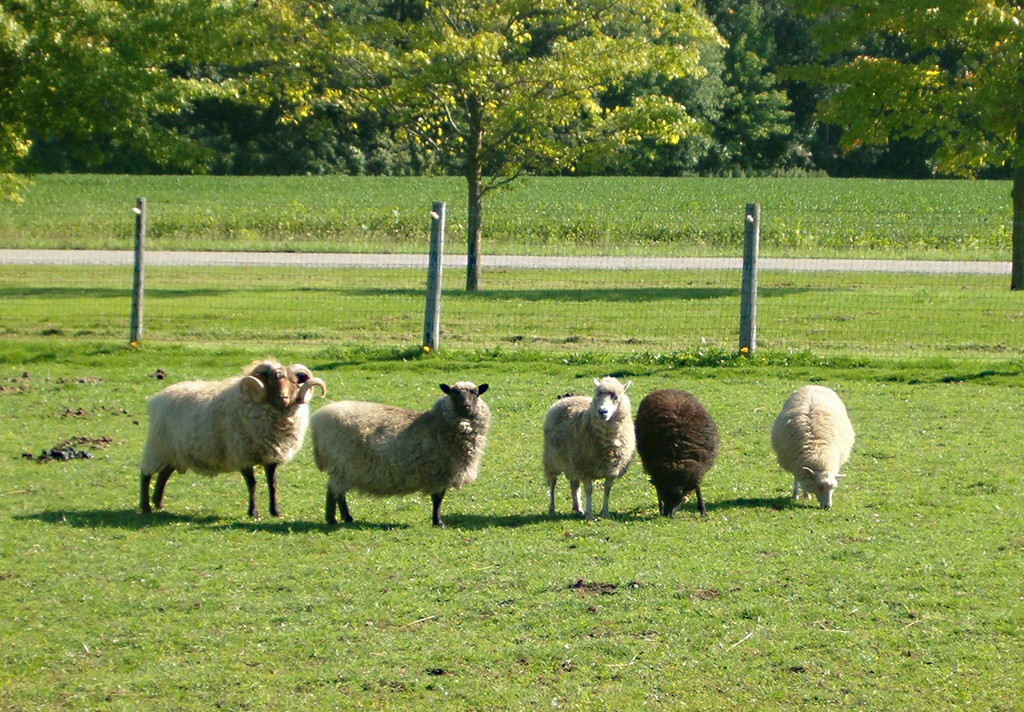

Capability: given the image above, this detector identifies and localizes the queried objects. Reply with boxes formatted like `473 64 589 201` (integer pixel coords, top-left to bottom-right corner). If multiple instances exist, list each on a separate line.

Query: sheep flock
138 361 855 524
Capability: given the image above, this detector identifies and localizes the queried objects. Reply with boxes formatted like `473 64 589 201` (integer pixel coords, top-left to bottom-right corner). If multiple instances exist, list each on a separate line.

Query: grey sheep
634 389 720 517
771 384 855 509
139 360 326 519
543 377 635 520
312 382 491 527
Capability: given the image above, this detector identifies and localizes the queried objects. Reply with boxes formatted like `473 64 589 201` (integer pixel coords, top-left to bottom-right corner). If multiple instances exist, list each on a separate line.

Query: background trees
325 0 721 289
786 0 1024 287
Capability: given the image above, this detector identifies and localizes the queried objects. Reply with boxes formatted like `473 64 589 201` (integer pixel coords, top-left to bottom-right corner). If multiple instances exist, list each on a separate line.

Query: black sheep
634 389 720 517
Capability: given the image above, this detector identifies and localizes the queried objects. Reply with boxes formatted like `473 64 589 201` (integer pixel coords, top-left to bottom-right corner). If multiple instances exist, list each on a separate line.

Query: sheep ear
477 383 488 395
623 380 632 391
239 375 267 404
594 378 600 387
440 384 452 395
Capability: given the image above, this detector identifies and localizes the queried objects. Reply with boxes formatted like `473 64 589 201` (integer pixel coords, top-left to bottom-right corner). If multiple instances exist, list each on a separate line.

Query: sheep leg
339 494 353 523
582 480 595 520
600 479 613 519
431 491 446 528
150 466 174 511
792 477 800 500
569 479 583 515
326 487 337 525
139 472 153 513
546 470 559 517
696 487 708 517
264 463 281 517
241 467 260 520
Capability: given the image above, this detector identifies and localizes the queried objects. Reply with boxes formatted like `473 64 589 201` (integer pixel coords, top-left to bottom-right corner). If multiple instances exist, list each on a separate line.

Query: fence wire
3 251 1022 359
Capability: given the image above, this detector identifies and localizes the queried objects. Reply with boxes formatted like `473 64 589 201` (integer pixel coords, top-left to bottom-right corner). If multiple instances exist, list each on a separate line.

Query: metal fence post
423 202 445 351
130 197 146 344
739 202 760 354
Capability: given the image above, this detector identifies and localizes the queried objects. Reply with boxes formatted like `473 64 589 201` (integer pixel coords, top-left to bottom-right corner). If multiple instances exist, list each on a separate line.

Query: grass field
3 263 1023 359
1 342 1023 710
0 174 1013 259
2 175 1023 709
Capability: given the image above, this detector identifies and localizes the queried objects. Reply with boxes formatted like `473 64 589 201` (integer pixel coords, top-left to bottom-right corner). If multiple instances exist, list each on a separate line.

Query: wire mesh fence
3 250 1023 359
1 176 1020 359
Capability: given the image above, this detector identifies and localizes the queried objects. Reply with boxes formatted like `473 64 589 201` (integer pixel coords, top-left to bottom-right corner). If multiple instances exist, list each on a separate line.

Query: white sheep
139 360 326 519
543 377 635 520
771 384 855 509
312 382 491 527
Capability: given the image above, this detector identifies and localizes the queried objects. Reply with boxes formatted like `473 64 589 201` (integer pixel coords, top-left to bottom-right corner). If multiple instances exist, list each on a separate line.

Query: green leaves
787 0 1024 176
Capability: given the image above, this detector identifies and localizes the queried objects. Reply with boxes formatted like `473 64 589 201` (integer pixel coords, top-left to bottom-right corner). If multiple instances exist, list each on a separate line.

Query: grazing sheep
543 377 635 520
312 382 490 527
139 360 326 519
771 384 855 510
634 389 720 517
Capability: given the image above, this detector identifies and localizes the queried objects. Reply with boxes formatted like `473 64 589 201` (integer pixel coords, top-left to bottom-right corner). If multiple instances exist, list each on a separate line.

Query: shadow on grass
710 496 794 512
215 518 410 533
14 508 221 529
442 508 656 530
341 286 814 303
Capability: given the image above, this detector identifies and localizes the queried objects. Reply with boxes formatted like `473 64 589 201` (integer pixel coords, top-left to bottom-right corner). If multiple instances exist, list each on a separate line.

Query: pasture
1 175 1022 709
2 342 1023 710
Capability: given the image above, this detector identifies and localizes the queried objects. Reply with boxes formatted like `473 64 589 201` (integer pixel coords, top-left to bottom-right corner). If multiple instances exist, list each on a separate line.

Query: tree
700 0 798 173
0 0 292 199
332 0 721 289
786 0 1024 288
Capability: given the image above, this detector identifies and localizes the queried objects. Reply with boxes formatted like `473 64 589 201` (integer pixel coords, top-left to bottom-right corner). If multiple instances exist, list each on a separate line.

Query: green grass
3 263 1023 359
0 174 1013 259
1 175 1022 708
1 342 1023 710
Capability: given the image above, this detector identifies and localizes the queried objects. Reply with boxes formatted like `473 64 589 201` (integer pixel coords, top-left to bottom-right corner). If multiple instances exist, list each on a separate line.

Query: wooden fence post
130 197 146 345
739 202 760 354
423 202 445 351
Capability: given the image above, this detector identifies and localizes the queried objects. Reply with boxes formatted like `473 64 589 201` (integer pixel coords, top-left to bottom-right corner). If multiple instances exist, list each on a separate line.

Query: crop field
0 174 1012 259
1 175 1023 709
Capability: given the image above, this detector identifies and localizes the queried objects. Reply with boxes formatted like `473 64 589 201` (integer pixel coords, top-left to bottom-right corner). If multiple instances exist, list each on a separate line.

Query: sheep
634 389 720 518
543 377 635 520
770 384 855 510
312 382 490 527
139 360 326 519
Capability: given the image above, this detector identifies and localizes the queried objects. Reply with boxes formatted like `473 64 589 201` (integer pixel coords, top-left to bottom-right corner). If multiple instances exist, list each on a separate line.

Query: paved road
0 248 1011 274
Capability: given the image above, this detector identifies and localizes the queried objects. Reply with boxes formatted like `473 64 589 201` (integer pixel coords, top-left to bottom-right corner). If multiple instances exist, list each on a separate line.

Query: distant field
0 174 1012 260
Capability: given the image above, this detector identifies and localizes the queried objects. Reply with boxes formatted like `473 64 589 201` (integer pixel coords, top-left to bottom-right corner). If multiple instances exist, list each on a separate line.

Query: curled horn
298 377 327 403
239 375 267 404
291 365 326 404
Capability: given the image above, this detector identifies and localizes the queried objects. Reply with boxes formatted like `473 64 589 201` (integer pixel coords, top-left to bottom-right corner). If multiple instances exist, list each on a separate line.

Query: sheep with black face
312 382 491 527
139 360 326 518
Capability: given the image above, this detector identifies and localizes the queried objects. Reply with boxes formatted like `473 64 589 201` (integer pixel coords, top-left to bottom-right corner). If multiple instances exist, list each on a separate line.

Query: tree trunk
465 95 484 292
1012 134 1024 290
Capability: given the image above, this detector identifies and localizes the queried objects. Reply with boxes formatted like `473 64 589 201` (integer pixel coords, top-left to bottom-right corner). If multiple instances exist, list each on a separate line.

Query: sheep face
592 377 629 422
654 483 695 518
805 470 840 510
440 382 489 418
241 361 326 410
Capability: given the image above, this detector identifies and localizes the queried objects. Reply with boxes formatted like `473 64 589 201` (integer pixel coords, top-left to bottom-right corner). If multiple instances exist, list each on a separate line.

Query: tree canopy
786 0 1024 286
321 0 722 287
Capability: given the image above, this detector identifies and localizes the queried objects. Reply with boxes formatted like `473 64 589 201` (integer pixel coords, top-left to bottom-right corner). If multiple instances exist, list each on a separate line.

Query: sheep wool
634 388 720 517
543 377 635 520
771 384 855 510
139 360 326 519
312 382 490 527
